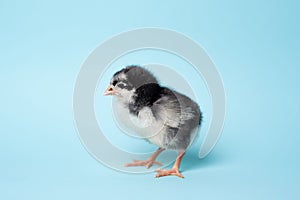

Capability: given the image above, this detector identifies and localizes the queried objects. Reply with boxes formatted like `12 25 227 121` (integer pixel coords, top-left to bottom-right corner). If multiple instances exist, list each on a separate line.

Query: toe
154 161 163 166
155 169 184 178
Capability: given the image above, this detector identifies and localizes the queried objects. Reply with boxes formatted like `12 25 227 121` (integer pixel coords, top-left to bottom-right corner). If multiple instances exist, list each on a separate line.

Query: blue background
1 0 299 199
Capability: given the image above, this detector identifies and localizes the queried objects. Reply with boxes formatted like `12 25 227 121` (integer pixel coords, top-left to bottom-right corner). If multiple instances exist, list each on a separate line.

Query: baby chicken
104 65 202 178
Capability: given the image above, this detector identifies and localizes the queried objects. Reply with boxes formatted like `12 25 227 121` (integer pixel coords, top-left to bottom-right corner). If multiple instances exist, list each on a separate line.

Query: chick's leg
155 151 185 178
125 148 165 169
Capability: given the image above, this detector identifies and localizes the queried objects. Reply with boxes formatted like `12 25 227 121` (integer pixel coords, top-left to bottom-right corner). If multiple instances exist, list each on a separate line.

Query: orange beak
104 85 117 96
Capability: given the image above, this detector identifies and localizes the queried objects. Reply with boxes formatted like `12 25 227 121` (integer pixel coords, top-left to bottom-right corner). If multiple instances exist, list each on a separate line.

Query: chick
104 65 202 178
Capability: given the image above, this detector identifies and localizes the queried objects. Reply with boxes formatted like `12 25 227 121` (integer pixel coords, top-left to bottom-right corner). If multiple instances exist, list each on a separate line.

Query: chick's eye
117 83 126 89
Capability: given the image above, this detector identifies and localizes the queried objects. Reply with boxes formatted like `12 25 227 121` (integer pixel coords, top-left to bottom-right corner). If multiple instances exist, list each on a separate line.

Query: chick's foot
125 159 162 169
155 168 184 178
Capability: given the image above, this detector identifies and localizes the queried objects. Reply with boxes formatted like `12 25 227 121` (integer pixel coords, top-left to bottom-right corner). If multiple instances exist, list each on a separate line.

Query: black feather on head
113 65 158 90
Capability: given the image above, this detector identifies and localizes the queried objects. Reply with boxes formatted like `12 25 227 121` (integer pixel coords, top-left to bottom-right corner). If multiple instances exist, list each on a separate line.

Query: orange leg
155 151 185 178
125 148 165 169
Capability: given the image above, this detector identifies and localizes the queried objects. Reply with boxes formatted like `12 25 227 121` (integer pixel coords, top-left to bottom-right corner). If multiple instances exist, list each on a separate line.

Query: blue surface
1 0 299 199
